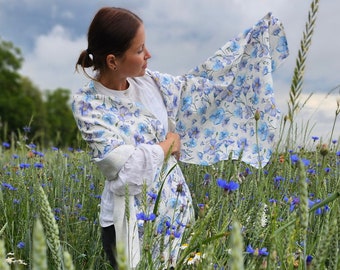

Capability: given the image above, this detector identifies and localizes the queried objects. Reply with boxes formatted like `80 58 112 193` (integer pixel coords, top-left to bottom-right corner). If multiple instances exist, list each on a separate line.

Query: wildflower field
1 0 340 269
1 131 340 270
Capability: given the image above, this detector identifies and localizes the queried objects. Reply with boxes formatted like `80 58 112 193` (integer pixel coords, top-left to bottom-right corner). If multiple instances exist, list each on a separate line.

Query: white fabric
94 78 168 267
95 144 135 180
93 76 169 132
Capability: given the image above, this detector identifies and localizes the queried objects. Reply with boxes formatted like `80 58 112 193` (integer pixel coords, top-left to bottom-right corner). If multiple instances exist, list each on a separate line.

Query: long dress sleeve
97 144 164 195
150 12 289 168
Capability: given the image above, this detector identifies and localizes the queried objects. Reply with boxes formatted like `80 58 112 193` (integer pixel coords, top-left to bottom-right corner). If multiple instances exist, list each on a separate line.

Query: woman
72 7 288 269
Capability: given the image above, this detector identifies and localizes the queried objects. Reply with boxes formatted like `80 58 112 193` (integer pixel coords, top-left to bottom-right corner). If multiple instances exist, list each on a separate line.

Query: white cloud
21 25 88 92
16 0 340 139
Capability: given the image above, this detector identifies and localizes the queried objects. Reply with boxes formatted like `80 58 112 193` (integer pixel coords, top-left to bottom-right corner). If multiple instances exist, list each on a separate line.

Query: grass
0 134 339 269
1 0 340 269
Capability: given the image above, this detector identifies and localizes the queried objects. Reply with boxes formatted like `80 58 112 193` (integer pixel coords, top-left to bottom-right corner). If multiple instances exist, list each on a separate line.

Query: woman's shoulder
74 80 97 95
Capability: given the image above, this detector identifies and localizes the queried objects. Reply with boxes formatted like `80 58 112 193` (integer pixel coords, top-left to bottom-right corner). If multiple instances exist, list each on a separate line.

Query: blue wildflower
17 242 25 249
13 199 20 204
2 182 17 191
290 154 299 164
312 136 319 142
136 212 156 221
246 244 268 256
28 143 37 149
20 163 30 169
216 179 239 192
147 191 157 200
23 126 31 133
34 163 44 169
76 203 83 209
2 142 10 148
306 255 313 265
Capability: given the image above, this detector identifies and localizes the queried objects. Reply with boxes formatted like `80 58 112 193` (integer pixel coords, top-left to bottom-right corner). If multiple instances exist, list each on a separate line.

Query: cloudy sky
0 0 339 142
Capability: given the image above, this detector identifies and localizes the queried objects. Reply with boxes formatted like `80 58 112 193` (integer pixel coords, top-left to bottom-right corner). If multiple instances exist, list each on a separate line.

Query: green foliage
45 88 79 147
0 137 339 269
0 38 80 148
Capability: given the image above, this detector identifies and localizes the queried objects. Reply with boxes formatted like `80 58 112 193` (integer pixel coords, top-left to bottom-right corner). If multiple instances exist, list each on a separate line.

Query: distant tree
45 88 79 147
0 38 49 144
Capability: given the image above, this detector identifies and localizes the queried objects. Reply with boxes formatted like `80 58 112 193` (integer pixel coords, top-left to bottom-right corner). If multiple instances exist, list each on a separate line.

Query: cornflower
290 154 299 164
136 212 156 221
312 136 319 142
2 142 10 148
2 182 17 191
147 191 157 200
246 244 268 256
17 242 25 249
34 163 44 169
23 126 31 133
19 163 30 169
216 179 239 192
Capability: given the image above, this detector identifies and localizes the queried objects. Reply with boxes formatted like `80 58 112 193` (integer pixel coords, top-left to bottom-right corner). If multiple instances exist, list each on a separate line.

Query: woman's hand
158 132 181 160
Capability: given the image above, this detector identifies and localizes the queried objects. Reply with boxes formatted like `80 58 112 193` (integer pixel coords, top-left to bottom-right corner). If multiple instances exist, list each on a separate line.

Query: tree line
0 37 83 149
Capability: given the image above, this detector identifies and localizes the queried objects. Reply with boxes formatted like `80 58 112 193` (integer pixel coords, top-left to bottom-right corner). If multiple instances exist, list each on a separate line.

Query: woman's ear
106 54 118 71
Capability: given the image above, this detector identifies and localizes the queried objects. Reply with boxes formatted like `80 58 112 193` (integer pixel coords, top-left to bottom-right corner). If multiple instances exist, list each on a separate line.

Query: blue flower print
198 105 207 116
209 108 225 125
212 59 224 71
176 121 186 134
181 96 192 111
102 114 116 125
258 122 269 141
204 139 222 155
138 123 149 134
218 131 229 140
93 130 105 138
229 40 240 52
118 106 132 121
234 106 243 118
204 128 214 138
264 83 273 95
264 99 278 117
168 198 179 208
188 127 200 139
120 124 130 135
134 133 145 144
187 138 197 148
79 101 93 116
251 46 259 58
252 77 261 94
276 36 288 53
237 137 248 149
251 93 259 105
236 74 246 86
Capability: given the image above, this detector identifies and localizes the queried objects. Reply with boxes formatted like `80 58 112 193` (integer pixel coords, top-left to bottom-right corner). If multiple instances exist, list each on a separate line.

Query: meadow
1 0 340 269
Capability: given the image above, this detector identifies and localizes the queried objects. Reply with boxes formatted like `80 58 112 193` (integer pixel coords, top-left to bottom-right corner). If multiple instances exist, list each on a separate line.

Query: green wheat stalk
286 0 320 147
63 250 75 270
297 159 309 269
35 184 62 270
0 239 10 270
230 220 244 270
32 218 48 270
313 211 330 268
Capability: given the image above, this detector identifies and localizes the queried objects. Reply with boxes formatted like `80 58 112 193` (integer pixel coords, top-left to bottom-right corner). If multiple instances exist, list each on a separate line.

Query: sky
0 0 339 142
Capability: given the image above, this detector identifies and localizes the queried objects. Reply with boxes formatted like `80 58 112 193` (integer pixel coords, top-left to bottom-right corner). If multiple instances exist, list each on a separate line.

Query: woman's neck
98 74 129 91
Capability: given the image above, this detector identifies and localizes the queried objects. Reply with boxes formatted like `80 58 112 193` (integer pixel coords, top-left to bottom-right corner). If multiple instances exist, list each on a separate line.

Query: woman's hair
76 7 143 76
